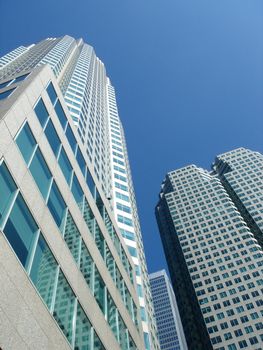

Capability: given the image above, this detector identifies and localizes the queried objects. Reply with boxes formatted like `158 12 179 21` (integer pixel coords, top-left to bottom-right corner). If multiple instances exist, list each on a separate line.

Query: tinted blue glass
86 169 96 197
71 174 84 210
54 100 67 129
76 147 86 176
65 125 77 154
0 79 12 89
44 119 61 157
14 73 29 83
16 122 37 164
47 182 67 232
29 148 52 199
75 303 91 349
0 88 16 100
58 147 72 184
34 98 49 127
30 234 57 309
4 193 38 268
64 211 81 263
0 162 17 226
46 82 57 105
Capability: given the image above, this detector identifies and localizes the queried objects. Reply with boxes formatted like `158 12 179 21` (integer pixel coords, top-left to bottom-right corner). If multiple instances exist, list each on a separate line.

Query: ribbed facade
156 148 263 350
0 35 159 349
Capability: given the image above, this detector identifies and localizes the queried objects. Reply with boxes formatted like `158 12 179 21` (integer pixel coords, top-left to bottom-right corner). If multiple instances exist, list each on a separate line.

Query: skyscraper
156 148 263 350
149 270 187 350
0 35 159 349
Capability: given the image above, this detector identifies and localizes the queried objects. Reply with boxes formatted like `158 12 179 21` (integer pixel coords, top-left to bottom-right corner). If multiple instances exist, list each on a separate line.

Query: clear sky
1 0 262 273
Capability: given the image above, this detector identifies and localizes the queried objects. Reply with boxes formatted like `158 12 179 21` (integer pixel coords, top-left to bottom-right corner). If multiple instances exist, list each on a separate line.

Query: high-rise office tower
0 35 159 349
149 270 187 350
156 148 263 350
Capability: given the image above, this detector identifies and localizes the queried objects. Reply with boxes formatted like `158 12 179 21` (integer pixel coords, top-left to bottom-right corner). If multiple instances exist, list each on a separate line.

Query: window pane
54 100 67 130
58 147 72 185
0 79 12 89
29 148 52 199
74 303 91 350
30 234 57 309
46 82 57 105
94 222 104 259
86 169 96 197
107 292 118 341
118 314 128 350
53 270 75 344
83 199 94 236
80 242 93 289
93 331 105 350
64 211 81 264
14 73 29 83
94 267 105 314
16 122 37 164
44 119 61 157
47 182 67 232
34 98 49 127
0 88 15 100
71 174 84 211
65 125 77 154
3 193 38 269
0 162 17 226
76 147 86 177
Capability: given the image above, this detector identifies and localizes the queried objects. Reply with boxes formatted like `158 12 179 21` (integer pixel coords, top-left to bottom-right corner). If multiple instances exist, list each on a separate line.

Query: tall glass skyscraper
149 270 187 350
156 148 263 350
0 35 159 350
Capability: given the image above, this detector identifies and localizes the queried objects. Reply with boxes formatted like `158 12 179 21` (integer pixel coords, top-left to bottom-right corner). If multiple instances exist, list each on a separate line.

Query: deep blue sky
1 0 262 273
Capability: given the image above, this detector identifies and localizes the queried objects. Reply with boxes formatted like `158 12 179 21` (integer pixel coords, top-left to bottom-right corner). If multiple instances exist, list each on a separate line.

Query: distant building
156 148 263 350
0 35 159 349
149 270 187 350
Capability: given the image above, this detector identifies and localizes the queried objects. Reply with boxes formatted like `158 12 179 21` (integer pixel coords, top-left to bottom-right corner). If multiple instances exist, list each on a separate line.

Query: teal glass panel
54 100 67 130
96 191 104 217
0 162 17 226
140 307 147 322
93 331 105 350
118 314 128 350
34 98 49 127
83 199 94 236
46 82 57 105
94 222 104 259
144 332 150 350
94 267 105 314
119 228 135 241
74 302 91 350
86 169 95 197
128 333 136 350
80 242 93 289
115 267 123 296
29 148 52 199
58 147 73 184
76 147 86 177
71 174 84 211
128 246 137 258
64 211 81 264
0 88 15 100
105 245 115 281
44 119 61 157
30 234 58 309
3 193 38 269
104 210 113 240
16 122 37 164
47 182 67 231
125 287 133 318
107 292 118 341
53 270 75 344
65 125 77 154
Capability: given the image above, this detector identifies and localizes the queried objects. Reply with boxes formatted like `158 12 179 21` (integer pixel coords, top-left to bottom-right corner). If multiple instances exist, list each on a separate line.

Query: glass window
30 234 58 309
71 174 84 211
29 148 52 199
44 119 61 157
14 73 29 83
34 98 49 127
55 100 67 130
128 246 137 258
53 270 75 344
46 82 57 105
93 331 105 350
0 79 12 89
47 182 67 232
86 169 96 197
76 147 86 177
16 122 37 164
74 303 91 349
3 193 38 269
83 199 95 236
80 242 93 289
107 292 118 341
65 125 77 154
94 222 105 259
58 147 72 185
94 267 105 314
0 88 15 100
64 211 81 264
118 314 128 350
0 162 17 227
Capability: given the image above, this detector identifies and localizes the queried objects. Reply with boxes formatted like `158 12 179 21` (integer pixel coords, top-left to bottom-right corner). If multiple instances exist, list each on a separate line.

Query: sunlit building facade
156 148 263 350
0 35 159 349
